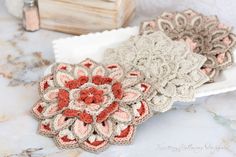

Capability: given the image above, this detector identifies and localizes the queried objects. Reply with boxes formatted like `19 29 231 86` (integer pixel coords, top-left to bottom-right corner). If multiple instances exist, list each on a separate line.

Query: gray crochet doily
140 9 236 82
103 31 209 112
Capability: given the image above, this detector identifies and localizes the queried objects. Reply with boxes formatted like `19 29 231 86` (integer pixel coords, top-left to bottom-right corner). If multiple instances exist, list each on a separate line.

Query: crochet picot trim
32 59 153 153
140 9 236 82
103 31 209 112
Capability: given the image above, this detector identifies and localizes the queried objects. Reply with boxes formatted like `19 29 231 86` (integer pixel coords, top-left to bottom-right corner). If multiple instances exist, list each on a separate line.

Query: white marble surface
0 0 236 157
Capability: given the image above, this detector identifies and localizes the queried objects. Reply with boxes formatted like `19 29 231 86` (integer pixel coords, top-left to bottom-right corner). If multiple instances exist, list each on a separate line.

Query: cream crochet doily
103 31 209 112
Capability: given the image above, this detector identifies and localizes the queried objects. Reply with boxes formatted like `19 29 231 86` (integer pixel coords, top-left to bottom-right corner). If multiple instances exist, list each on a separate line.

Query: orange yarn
116 126 130 138
58 89 69 110
79 87 104 105
61 135 76 142
36 105 43 113
65 76 89 89
63 109 80 117
43 82 49 90
89 140 104 146
112 82 123 99
42 124 51 131
79 112 93 124
96 102 118 122
137 102 145 116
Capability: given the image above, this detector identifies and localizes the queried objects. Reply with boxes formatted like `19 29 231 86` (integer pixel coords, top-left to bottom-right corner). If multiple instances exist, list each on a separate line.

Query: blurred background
4 0 236 27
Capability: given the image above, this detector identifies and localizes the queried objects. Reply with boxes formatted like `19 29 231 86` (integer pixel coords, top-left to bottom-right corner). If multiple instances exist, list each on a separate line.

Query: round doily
32 59 153 153
103 31 209 112
140 9 236 82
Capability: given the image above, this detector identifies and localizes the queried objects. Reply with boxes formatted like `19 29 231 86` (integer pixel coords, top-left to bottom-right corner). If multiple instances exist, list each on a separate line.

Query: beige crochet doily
103 31 209 112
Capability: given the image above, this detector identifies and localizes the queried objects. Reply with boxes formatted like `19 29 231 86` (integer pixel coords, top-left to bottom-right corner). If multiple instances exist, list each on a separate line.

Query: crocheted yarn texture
32 59 154 153
140 9 236 82
103 31 209 112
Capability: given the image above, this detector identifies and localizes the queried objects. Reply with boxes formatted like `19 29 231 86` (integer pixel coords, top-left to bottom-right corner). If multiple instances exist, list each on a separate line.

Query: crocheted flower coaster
103 31 209 112
139 9 236 82
32 59 154 153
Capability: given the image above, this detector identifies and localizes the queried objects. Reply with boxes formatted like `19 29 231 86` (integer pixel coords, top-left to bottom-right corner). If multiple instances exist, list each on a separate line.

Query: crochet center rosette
140 9 236 82
103 31 209 112
32 59 154 153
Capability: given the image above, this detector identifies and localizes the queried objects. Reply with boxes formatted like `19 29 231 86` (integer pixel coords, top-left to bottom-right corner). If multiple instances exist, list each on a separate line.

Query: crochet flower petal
188 70 211 88
80 139 109 153
95 120 113 138
42 88 59 102
80 58 97 69
111 106 132 123
55 71 74 87
73 65 88 79
121 70 143 88
39 74 54 93
158 82 176 97
53 63 73 72
175 85 194 101
32 100 48 119
73 119 93 141
38 119 55 136
106 64 124 81
135 82 152 95
175 13 187 28
132 100 152 125
111 125 135 144
218 51 234 69
42 103 59 118
149 94 174 112
122 88 142 103
52 114 75 132
157 18 174 32
55 129 78 148
92 65 106 76
96 102 118 123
